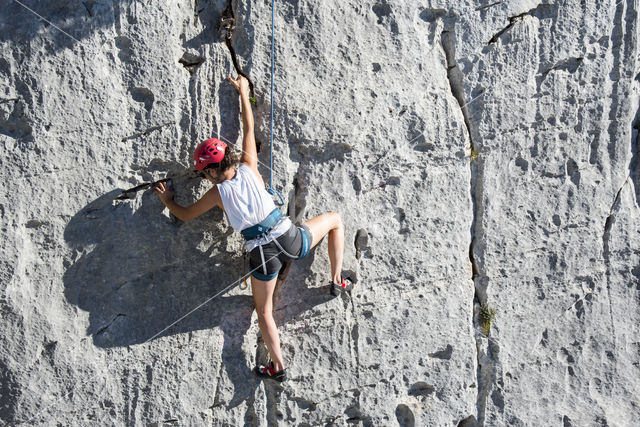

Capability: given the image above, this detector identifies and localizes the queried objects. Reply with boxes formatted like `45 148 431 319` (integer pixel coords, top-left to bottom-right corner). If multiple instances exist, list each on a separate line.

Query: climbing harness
251 226 310 277
241 208 311 277
240 208 284 239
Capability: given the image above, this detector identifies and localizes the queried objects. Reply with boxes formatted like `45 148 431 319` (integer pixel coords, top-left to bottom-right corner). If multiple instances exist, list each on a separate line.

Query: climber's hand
227 75 249 96
154 181 174 203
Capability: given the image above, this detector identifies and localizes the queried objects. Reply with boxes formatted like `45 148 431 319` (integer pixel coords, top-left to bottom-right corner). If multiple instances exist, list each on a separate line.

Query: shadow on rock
63 184 342 410
63 185 266 405
2 1 125 49
62 188 253 346
184 0 228 51
1 1 229 52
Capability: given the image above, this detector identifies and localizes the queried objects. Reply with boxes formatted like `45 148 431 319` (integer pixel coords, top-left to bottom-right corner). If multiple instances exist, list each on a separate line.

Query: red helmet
193 138 228 170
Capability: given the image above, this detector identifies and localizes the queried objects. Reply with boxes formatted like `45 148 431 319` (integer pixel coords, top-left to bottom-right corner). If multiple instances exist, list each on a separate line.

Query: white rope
13 0 81 44
143 249 285 344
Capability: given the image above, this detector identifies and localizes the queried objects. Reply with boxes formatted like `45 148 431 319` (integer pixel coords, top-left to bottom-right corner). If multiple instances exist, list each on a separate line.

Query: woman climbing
153 75 353 382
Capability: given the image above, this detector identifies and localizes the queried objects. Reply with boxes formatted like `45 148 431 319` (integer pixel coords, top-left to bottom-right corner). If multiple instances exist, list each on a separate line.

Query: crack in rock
630 103 640 205
219 0 255 96
440 18 491 425
476 2 503 11
121 122 172 142
178 52 205 74
117 170 199 200
82 0 95 17
602 177 630 345
541 57 584 77
603 178 628 241
487 3 553 45
476 337 502 425
118 178 172 200
193 0 203 22
441 28 476 152
94 313 126 336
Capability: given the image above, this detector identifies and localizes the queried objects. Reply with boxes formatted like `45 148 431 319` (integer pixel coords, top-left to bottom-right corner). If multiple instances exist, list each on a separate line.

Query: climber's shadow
62 182 341 409
62 186 262 402
63 186 248 346
2 0 229 51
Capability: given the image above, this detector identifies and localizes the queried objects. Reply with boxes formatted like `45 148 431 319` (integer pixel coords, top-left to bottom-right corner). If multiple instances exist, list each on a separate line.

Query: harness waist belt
241 209 283 240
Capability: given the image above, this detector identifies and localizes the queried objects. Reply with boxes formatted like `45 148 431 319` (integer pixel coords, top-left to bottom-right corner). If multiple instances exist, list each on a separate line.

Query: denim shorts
249 223 312 281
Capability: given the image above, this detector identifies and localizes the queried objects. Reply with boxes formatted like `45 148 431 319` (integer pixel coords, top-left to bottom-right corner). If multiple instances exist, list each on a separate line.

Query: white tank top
217 163 291 251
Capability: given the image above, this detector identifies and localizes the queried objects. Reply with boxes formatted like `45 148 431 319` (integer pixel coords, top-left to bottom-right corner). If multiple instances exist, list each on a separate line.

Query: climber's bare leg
251 275 285 371
303 212 344 284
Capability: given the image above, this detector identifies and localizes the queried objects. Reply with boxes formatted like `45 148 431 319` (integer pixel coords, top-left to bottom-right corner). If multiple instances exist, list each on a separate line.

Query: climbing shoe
330 277 354 296
253 362 287 382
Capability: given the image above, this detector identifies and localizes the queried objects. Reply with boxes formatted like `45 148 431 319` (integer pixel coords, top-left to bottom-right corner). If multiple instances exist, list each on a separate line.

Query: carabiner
267 187 285 206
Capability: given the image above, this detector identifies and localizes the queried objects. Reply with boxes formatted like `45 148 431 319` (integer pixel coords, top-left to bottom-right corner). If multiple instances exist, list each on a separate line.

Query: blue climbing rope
267 0 285 206
270 0 274 191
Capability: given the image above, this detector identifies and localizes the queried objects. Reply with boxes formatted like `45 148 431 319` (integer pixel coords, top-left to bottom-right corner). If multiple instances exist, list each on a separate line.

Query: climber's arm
227 75 258 173
154 181 222 222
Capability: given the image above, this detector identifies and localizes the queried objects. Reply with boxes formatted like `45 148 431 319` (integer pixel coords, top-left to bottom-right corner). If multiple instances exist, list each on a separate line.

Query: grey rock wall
0 0 638 425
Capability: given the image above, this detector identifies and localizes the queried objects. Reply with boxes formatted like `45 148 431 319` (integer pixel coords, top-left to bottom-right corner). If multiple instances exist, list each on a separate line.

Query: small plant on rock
479 303 497 336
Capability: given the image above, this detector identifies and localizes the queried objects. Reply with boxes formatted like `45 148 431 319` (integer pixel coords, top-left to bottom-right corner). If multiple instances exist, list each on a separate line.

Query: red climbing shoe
253 362 287 382
330 277 354 296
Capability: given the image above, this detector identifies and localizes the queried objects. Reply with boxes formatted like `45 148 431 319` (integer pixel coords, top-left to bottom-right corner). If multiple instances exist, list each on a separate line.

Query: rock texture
0 0 638 425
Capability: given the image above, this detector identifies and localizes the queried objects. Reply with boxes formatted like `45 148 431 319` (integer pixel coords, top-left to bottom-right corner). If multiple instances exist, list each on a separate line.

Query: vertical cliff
0 0 638 425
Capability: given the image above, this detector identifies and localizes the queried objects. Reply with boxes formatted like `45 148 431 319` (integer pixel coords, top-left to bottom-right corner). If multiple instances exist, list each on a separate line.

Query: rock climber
153 75 353 382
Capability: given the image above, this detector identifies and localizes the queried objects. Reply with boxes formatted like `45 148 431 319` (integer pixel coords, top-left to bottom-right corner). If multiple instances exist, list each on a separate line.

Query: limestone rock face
0 0 638 425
